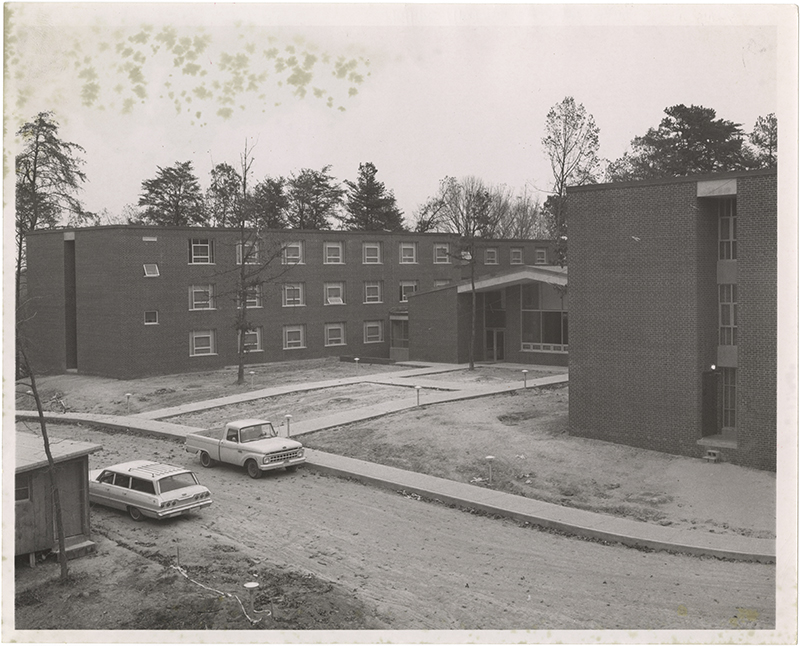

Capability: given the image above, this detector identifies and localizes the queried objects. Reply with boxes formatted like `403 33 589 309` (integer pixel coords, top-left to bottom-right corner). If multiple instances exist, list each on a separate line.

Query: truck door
219 428 244 465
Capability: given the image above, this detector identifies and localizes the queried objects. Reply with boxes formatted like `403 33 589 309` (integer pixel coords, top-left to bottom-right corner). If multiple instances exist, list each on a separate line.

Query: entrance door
485 329 505 362
54 461 85 540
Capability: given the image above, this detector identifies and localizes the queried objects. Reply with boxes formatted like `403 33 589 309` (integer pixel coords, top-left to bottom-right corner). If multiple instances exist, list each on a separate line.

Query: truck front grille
266 449 303 463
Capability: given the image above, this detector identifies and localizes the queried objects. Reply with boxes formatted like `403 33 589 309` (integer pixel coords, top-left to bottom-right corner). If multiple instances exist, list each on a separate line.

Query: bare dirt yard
12 358 777 634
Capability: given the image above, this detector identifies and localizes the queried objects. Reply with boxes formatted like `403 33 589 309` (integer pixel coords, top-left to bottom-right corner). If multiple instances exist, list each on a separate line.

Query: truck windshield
239 424 276 443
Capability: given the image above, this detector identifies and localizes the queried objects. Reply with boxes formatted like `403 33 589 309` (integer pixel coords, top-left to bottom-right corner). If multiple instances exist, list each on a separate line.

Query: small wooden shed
15 432 101 565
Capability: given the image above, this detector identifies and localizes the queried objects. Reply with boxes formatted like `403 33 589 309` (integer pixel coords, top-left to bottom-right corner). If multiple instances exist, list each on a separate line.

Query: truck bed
188 428 219 439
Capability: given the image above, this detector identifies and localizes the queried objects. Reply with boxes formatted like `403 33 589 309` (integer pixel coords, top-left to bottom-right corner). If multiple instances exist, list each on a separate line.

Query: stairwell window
189 239 215 264
718 199 737 260
190 330 217 356
721 367 737 429
719 284 738 345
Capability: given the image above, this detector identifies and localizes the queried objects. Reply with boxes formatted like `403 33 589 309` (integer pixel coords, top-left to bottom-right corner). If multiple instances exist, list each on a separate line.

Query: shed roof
16 432 102 473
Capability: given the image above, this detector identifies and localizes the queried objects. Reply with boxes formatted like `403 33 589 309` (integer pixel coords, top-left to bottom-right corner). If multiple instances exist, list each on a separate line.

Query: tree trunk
469 254 476 371
20 347 69 581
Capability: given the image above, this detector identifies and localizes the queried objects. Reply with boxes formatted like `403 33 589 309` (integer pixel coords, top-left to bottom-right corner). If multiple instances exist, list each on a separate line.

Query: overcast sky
5 3 789 227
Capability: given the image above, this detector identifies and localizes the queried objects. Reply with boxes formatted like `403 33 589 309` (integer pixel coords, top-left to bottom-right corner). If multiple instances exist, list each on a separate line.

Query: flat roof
16 432 102 473
567 167 776 194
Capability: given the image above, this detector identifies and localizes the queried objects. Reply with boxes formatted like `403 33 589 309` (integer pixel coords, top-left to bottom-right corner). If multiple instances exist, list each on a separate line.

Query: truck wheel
200 451 215 468
245 460 263 479
128 506 145 522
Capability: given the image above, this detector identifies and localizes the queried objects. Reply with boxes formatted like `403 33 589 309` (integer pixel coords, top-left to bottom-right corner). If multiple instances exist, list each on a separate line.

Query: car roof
226 419 272 430
102 461 190 480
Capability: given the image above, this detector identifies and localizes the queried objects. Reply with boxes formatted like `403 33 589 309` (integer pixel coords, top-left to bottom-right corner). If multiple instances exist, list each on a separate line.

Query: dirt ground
12 359 777 633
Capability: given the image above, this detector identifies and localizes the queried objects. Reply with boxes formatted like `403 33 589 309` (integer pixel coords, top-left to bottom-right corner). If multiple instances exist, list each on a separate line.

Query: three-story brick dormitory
567 169 777 471
22 227 562 379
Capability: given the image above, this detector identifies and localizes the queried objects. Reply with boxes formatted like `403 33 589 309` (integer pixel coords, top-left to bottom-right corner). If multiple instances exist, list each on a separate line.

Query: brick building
22 226 557 378
567 169 777 470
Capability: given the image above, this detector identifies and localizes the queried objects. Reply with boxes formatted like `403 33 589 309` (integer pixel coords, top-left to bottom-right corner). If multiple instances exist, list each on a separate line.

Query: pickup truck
185 418 305 479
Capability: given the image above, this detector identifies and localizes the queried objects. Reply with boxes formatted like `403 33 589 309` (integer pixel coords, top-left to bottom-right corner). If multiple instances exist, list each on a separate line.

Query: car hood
241 437 303 453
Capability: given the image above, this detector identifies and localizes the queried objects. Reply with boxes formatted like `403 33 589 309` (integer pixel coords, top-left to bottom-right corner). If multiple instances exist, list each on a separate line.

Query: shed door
54 461 85 539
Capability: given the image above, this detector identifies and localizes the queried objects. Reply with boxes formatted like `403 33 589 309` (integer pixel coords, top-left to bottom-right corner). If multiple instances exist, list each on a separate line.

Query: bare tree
542 96 601 264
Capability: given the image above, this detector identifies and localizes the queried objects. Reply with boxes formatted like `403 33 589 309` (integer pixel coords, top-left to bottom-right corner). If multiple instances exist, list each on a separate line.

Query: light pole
522 369 528 388
486 455 495 484
284 414 293 437
125 393 132 414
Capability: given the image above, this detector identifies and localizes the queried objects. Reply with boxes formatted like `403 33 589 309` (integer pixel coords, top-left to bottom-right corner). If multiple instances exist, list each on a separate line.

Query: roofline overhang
456 265 567 294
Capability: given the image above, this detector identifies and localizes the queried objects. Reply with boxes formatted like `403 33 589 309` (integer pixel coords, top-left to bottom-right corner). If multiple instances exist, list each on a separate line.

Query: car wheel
200 451 215 468
128 506 145 522
246 460 263 479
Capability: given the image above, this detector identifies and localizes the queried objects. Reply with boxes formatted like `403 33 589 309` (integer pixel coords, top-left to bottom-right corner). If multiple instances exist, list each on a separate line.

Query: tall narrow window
189 239 215 264
719 284 738 345
520 283 568 352
721 367 737 429
718 199 737 260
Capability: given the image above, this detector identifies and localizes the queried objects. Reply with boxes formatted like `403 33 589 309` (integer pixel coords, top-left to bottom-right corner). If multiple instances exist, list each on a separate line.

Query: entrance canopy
456 265 567 294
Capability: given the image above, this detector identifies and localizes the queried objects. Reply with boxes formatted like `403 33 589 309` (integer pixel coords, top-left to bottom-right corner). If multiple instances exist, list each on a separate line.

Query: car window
114 474 132 488
226 431 238 442
98 471 115 485
130 478 156 494
158 472 198 494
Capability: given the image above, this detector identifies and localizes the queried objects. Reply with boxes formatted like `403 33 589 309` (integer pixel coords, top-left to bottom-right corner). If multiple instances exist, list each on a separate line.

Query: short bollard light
522 369 529 388
249 370 255 386
354 357 360 368
244 581 259 615
125 393 132 414
285 414 293 437
486 455 495 484
415 385 422 406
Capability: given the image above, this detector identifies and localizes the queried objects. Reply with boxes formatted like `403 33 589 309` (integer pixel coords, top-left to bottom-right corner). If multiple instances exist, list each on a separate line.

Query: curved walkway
16 364 774 564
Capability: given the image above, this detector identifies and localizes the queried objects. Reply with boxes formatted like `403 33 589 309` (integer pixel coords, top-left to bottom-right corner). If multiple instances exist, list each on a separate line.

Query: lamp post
486 455 495 484
125 393 132 414
284 414 293 437
522 369 528 388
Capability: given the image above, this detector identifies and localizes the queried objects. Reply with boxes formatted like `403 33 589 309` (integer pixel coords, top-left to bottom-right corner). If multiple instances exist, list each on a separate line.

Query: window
325 282 345 305
189 238 214 264
718 199 737 260
239 284 263 309
283 325 306 349
364 281 383 303
363 242 382 264
240 327 263 353
144 310 159 325
143 263 160 277
325 322 346 346
511 248 524 265
400 242 418 264
236 241 259 265
189 285 215 310
399 280 418 302
520 283 568 352
484 248 498 265
433 279 452 288
142 236 158 242
721 367 737 429
535 248 547 265
15 474 30 502
190 330 217 356
130 478 156 494
433 243 450 264
114 474 132 488
282 241 304 265
324 241 344 264
364 320 384 343
283 283 305 307
719 284 738 345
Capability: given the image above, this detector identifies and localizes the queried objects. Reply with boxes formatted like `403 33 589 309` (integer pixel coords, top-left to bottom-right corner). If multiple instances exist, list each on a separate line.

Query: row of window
165 280 445 315
180 238 548 267
189 321 385 356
